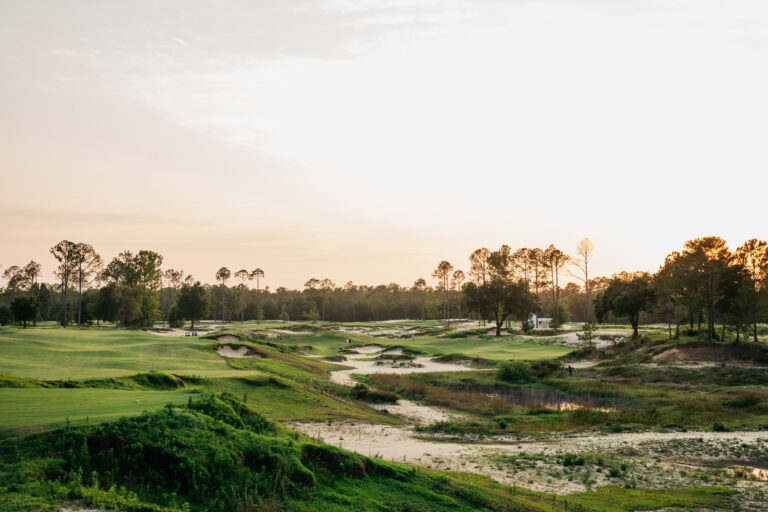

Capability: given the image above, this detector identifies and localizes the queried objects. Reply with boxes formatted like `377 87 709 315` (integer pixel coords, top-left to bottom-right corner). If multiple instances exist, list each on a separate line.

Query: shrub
722 392 762 409
351 383 399 403
712 421 730 432
168 305 185 328
562 454 585 466
529 360 561 379
497 361 531 383
0 303 12 325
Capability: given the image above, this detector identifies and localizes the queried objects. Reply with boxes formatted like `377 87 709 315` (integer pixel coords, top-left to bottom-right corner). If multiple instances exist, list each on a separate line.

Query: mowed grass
0 326 256 380
0 388 191 432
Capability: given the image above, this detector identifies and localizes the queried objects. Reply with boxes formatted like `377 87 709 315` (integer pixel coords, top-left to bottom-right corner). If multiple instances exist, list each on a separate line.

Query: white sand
216 345 263 358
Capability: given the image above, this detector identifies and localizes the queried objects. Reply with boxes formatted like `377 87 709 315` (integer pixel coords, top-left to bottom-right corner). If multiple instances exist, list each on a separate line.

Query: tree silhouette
215 267 231 322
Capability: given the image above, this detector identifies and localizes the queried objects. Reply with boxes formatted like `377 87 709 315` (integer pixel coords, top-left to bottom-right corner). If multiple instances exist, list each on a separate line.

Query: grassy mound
130 371 186 389
0 396 524 512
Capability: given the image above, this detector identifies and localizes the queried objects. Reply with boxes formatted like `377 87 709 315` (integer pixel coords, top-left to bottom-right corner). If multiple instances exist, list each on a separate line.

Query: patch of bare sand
350 345 384 354
145 328 189 337
217 335 240 342
216 345 263 359
287 420 768 494
330 355 470 386
371 399 460 423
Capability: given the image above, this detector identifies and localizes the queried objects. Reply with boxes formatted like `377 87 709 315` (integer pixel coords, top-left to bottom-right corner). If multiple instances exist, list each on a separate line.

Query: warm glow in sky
1 0 767 288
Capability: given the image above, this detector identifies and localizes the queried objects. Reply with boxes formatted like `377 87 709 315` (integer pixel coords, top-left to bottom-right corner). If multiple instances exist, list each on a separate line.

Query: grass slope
0 396 735 512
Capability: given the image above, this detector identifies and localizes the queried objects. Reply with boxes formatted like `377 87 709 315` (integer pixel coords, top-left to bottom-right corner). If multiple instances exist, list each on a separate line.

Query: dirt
216 345 263 358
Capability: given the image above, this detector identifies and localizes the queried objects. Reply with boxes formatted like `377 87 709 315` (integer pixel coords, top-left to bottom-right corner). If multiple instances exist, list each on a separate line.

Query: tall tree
412 278 427 320
464 279 537 336
50 240 78 326
215 267 231 322
529 248 550 305
251 268 265 323
176 281 210 330
432 260 454 321
23 261 41 289
451 270 466 319
344 281 358 321
734 239 768 342
234 269 251 321
161 269 185 324
680 237 733 340
595 272 656 337
487 245 515 282
319 278 335 321
512 248 532 290
468 248 491 285
72 243 103 326
569 238 595 320
544 244 569 328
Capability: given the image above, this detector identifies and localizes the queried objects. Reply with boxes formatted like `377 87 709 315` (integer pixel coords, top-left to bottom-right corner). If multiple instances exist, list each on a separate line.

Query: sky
1 0 767 289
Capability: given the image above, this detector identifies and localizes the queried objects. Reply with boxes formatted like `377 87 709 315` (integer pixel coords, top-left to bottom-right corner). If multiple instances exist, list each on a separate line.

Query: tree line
0 237 766 343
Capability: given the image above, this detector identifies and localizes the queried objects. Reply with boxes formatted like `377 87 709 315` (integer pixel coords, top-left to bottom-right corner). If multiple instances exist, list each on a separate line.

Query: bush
712 421 730 432
168 305 185 328
722 392 762 409
497 361 531 383
529 360 561 379
0 303 12 325
351 383 400 403
562 454 585 466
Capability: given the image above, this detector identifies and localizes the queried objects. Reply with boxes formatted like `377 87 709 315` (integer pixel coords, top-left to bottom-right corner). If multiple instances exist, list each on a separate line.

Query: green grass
0 325 257 380
0 388 191 432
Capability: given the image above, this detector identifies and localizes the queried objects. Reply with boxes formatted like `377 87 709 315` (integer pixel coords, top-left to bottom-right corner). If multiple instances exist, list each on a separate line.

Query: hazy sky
1 0 767 289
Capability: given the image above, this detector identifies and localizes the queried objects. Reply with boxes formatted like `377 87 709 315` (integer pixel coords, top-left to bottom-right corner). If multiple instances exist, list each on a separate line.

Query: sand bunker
216 345 263 359
217 335 240 342
351 345 384 354
330 354 470 386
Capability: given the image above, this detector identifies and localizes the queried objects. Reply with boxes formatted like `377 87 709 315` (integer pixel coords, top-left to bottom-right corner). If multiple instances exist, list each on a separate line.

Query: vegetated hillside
0 394 736 512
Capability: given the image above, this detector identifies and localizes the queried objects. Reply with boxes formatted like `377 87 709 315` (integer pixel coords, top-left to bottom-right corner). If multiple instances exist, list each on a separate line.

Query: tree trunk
754 321 759 343
674 302 680 339
77 271 83 327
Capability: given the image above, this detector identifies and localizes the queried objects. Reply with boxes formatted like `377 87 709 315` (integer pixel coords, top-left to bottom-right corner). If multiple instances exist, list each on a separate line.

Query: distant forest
1 236 766 342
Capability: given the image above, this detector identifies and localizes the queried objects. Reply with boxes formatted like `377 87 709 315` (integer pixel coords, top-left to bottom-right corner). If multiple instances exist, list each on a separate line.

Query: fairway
0 388 191 431
0 326 257 380
406 336 573 360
